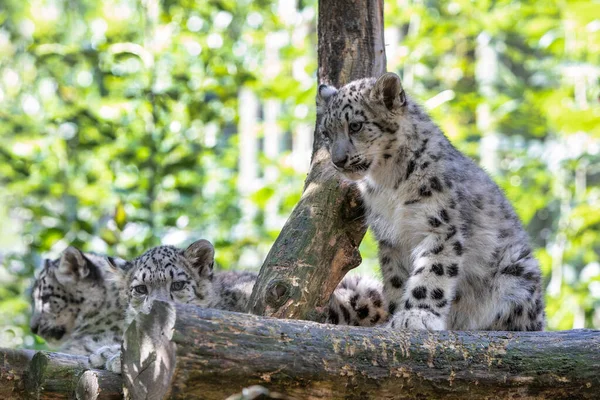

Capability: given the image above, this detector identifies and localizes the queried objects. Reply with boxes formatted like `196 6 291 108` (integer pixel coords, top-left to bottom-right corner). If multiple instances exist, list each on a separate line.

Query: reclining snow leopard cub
316 72 545 331
30 247 129 359
41 239 387 373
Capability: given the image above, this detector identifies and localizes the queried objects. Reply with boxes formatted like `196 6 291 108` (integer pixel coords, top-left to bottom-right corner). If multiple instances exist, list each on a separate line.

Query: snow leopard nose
331 141 351 169
30 322 39 335
331 152 348 169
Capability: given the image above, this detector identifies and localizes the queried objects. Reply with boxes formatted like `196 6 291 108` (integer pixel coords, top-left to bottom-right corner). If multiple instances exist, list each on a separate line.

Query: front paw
105 351 122 374
89 345 122 374
387 309 445 330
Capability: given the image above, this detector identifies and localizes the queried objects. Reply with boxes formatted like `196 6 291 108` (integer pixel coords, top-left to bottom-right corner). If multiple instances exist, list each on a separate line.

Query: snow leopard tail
326 275 389 326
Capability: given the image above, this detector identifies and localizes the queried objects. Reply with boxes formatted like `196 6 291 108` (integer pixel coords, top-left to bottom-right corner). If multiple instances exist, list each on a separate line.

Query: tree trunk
122 301 600 400
0 348 122 400
248 0 386 320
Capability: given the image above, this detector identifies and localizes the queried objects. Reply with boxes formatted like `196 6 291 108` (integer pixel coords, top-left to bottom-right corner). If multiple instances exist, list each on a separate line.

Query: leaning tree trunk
121 301 600 400
248 0 386 320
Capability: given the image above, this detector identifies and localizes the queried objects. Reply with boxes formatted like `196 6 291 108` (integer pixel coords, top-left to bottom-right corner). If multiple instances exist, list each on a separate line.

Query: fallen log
0 348 122 400
122 300 600 400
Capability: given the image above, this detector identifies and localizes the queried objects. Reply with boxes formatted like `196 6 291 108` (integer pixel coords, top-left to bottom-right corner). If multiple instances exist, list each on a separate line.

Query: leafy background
1 0 599 349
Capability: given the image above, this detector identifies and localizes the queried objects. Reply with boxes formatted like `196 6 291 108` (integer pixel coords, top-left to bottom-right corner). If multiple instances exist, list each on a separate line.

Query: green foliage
1 0 599 350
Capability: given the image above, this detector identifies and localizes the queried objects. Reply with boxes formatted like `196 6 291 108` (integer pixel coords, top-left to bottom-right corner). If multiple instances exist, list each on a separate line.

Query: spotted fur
30 247 129 363
317 73 545 331
327 274 389 327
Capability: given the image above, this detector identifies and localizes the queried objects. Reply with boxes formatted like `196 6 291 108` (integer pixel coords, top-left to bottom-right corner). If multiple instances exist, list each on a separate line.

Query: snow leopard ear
104 256 130 281
370 72 406 111
56 246 90 285
316 84 338 115
184 239 215 276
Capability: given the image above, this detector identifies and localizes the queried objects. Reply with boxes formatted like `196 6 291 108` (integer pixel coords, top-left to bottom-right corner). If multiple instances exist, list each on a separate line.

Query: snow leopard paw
89 345 122 374
387 309 445 330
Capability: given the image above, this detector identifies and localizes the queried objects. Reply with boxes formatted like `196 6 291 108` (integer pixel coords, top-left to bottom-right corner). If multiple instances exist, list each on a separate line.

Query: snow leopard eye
170 281 186 291
349 122 363 133
321 130 331 140
133 285 148 295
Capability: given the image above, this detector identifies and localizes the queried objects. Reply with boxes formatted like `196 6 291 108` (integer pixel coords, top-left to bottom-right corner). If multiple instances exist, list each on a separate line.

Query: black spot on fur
368 289 382 306
340 304 351 322
371 313 381 324
432 244 444 254
350 293 359 309
419 186 432 197
502 263 524 277
444 175 453 189
406 160 416 180
446 225 457 240
356 305 370 320
447 264 459 277
498 229 512 239
388 302 397 315
431 288 445 300
473 195 484 210
414 267 425 275
436 300 448 308
430 177 443 192
440 209 450 223
390 276 403 289
428 217 442 228
405 300 413 309
453 291 462 303
518 248 532 260
431 264 444 276
412 286 427 300
328 309 339 324
513 304 524 317
453 241 463 256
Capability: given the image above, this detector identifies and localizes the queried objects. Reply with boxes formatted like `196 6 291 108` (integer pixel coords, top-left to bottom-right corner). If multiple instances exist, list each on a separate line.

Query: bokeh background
1 0 599 349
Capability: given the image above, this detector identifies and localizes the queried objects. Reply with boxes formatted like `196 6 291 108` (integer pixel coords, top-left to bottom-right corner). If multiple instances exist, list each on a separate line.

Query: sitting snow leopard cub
316 72 545 331
30 247 129 362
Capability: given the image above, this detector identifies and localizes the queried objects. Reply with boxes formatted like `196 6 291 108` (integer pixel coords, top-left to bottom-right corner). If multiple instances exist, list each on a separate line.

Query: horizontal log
0 348 122 400
122 300 600 399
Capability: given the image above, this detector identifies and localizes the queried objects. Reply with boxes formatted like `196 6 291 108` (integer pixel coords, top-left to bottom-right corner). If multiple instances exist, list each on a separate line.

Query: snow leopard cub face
30 248 119 345
124 239 216 323
316 73 410 181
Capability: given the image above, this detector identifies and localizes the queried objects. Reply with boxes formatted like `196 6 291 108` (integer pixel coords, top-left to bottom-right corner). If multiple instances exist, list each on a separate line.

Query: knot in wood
265 280 291 308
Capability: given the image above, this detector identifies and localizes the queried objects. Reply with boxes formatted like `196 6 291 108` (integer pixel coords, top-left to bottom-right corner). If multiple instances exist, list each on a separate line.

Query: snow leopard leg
387 234 463 330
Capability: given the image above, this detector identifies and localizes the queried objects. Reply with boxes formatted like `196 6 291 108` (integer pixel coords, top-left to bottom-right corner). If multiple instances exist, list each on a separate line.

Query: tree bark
0 348 122 400
123 301 600 400
248 0 386 320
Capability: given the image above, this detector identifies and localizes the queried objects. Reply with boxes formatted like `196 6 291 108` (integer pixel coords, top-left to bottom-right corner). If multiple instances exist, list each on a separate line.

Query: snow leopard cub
97 239 387 373
123 239 388 327
316 72 545 331
30 247 129 363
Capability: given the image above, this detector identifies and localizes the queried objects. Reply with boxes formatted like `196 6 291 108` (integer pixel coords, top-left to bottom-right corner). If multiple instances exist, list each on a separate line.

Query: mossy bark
248 0 386 320
123 301 600 400
0 348 122 400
